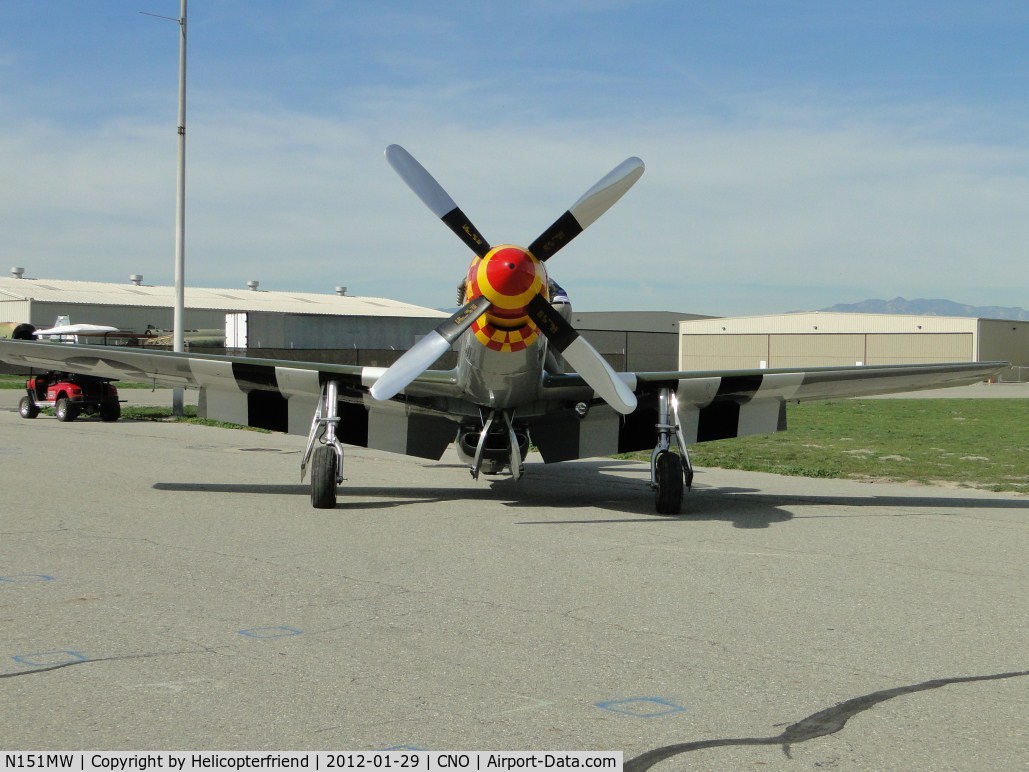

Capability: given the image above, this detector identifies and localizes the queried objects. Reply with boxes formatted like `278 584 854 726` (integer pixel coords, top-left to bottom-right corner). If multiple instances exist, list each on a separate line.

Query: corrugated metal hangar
679 312 1028 380
0 274 447 368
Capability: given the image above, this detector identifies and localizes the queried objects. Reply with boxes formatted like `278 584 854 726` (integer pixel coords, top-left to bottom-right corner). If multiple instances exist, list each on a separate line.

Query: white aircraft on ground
33 318 120 342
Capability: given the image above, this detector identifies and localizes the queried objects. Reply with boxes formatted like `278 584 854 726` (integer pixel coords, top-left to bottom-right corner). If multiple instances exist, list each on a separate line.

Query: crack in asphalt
4 651 1026 763
624 669 1029 771
0 649 214 679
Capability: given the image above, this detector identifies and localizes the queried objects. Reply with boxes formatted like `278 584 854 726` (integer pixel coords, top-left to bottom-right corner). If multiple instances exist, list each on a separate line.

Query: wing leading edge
1 339 1006 462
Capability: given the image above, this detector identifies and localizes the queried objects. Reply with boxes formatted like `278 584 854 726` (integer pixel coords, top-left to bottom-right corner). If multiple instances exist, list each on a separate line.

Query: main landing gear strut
301 380 345 509
650 387 694 515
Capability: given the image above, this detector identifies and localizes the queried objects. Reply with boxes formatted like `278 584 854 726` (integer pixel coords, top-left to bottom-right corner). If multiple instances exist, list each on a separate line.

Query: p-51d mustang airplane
0 145 1005 513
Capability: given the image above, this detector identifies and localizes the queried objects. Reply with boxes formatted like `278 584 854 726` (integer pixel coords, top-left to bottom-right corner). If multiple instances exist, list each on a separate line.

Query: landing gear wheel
55 397 79 422
655 451 684 515
100 402 121 422
19 396 40 419
310 444 338 509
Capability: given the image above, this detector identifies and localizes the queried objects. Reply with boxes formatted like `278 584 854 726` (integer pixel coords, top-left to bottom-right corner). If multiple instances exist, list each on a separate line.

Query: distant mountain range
820 297 1029 321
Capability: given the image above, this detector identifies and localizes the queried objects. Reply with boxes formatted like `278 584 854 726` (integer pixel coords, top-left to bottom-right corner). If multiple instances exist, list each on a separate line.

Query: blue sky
2 1 1027 315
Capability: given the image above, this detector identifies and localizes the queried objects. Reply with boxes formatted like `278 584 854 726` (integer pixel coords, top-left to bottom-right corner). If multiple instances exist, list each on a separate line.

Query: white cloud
2 79 1027 316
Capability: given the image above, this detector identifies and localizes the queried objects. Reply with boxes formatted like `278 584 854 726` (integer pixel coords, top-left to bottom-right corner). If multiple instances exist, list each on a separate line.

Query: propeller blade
526 295 637 414
369 295 492 401
528 156 645 261
385 144 492 258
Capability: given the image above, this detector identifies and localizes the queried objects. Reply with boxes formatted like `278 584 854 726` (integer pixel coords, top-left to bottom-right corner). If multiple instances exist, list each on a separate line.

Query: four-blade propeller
369 145 643 415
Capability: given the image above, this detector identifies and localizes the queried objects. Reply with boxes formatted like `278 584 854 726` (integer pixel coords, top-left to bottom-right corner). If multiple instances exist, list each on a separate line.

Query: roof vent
246 280 260 291
11 267 25 279
336 286 348 296
130 274 143 286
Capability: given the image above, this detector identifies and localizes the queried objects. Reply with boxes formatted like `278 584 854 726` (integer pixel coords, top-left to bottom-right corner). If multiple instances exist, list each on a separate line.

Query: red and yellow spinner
465 245 548 352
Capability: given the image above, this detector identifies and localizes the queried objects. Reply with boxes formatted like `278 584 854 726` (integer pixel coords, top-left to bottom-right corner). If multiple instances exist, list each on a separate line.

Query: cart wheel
19 396 40 419
100 402 121 422
310 445 339 509
55 397 79 422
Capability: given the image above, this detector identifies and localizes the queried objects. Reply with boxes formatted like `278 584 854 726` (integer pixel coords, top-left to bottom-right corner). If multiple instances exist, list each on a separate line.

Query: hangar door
226 312 248 349
866 333 973 364
680 334 768 370
680 331 975 371
771 334 865 367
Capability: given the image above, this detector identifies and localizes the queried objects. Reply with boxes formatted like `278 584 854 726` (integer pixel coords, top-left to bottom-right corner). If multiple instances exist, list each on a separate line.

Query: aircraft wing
529 361 1007 462
1 339 1007 464
0 339 464 458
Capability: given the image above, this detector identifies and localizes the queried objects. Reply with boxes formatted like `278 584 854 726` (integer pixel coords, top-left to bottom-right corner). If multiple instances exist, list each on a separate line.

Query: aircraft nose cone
481 245 542 309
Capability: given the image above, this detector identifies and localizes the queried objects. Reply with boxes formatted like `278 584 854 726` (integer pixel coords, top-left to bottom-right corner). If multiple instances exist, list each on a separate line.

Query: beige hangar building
679 312 1029 381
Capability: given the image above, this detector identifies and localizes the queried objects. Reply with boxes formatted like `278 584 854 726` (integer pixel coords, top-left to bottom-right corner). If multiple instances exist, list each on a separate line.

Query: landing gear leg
470 409 497 480
502 410 523 480
470 409 522 480
650 387 693 515
301 380 345 508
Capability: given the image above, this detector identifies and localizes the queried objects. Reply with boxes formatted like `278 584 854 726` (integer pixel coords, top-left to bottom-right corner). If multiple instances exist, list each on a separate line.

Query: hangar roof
0 277 447 319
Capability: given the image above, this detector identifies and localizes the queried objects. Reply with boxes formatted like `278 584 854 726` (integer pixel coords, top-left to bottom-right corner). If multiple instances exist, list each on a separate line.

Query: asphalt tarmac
1 389 1026 769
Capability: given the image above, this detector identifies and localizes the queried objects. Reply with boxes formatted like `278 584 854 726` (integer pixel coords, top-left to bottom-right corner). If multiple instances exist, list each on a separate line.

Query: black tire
310 445 338 509
19 396 40 419
55 397 79 422
655 451 684 516
100 402 121 422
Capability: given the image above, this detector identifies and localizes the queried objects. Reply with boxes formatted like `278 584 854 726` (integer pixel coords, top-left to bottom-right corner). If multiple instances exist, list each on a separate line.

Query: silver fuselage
454 333 547 411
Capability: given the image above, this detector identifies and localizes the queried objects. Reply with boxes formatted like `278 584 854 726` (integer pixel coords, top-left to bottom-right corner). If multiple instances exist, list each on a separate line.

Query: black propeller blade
385 144 491 258
528 156 645 261
369 294 492 401
526 295 637 414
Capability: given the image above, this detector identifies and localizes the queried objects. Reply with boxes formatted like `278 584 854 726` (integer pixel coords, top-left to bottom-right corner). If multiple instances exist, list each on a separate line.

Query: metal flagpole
172 0 187 416
140 2 188 415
